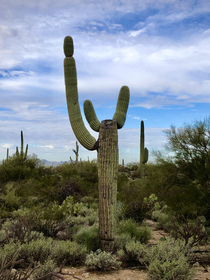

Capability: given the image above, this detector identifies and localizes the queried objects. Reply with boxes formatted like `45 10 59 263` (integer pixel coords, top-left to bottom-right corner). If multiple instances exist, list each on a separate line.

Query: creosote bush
85 249 121 271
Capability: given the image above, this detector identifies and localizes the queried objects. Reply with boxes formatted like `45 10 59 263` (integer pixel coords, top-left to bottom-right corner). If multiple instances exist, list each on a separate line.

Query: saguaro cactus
72 141 79 164
64 36 130 251
16 131 28 160
139 121 149 178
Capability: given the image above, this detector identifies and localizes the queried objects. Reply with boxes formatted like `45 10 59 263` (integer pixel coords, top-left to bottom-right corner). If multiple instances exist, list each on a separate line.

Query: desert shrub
85 249 121 271
145 238 194 280
169 215 208 246
114 233 133 251
58 161 98 197
86 210 98 226
57 178 83 203
74 225 99 252
52 240 87 266
0 183 21 212
152 210 172 231
0 241 19 263
123 194 160 223
19 238 53 264
0 154 41 183
31 259 57 280
117 219 151 243
1 215 42 245
117 239 147 266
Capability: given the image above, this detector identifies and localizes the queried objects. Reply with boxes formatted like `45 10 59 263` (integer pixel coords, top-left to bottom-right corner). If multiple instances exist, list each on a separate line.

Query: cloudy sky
0 0 210 164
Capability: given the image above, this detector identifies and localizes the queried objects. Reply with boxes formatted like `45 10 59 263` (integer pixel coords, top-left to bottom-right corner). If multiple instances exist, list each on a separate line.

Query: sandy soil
58 219 210 280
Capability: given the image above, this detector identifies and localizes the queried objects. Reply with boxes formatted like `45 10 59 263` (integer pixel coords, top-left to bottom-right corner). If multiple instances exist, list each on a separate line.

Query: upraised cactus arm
84 100 100 132
113 86 130 129
64 36 97 151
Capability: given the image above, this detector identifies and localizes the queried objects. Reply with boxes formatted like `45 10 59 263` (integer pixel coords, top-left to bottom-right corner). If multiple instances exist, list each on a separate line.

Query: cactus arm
64 36 97 151
16 147 19 157
113 85 130 129
25 144 28 159
143 147 149 164
84 100 100 132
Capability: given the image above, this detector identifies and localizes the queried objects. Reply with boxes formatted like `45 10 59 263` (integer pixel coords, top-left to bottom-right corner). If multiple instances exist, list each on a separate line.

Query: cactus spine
72 141 79 164
64 36 130 251
139 121 149 178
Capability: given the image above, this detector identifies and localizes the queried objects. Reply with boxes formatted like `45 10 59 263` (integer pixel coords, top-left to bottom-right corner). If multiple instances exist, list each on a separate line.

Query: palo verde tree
164 117 210 218
63 36 130 251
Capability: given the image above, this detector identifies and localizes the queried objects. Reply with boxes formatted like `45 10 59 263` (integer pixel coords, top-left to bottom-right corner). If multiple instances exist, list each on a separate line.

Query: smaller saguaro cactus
16 131 28 160
72 141 79 164
139 120 149 178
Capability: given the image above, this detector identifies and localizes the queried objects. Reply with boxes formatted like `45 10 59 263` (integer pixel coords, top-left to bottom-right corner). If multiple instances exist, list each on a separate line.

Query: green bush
145 238 194 280
114 233 133 251
0 154 41 183
85 249 121 271
117 219 151 243
0 241 19 263
117 239 147 266
52 240 87 266
152 210 172 231
19 238 53 264
31 259 57 280
74 225 99 252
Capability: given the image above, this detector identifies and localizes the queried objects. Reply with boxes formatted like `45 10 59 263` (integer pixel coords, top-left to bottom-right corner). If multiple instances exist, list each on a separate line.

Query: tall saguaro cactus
64 36 130 251
139 121 149 178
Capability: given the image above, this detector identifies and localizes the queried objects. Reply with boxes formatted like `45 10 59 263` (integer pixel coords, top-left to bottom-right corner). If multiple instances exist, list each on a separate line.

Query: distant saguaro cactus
64 36 130 251
72 141 79 164
139 121 149 178
16 131 28 160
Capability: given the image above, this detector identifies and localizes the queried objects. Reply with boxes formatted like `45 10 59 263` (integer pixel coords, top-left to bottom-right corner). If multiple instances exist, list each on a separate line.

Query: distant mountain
41 159 71 167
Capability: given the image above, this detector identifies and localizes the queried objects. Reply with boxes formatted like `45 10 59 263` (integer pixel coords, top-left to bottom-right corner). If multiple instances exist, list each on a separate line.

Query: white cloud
0 0 210 162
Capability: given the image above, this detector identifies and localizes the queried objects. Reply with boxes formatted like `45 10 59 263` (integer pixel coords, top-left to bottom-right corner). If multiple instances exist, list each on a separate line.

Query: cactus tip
64 36 74 57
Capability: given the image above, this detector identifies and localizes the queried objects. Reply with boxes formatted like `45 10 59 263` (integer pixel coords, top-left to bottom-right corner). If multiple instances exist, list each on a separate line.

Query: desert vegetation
0 117 210 279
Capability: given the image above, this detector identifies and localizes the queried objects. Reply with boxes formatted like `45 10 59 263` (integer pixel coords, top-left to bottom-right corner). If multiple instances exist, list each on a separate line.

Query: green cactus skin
72 141 79 164
84 100 100 132
6 148 9 161
64 36 74 57
98 120 118 252
64 55 97 151
139 121 149 178
113 86 130 129
64 36 130 252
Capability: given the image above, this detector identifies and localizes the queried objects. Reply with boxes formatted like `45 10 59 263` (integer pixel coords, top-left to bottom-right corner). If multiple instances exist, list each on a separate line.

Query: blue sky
0 0 210 164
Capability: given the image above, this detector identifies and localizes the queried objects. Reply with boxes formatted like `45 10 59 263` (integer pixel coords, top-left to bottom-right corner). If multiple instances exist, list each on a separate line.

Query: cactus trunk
97 120 118 252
